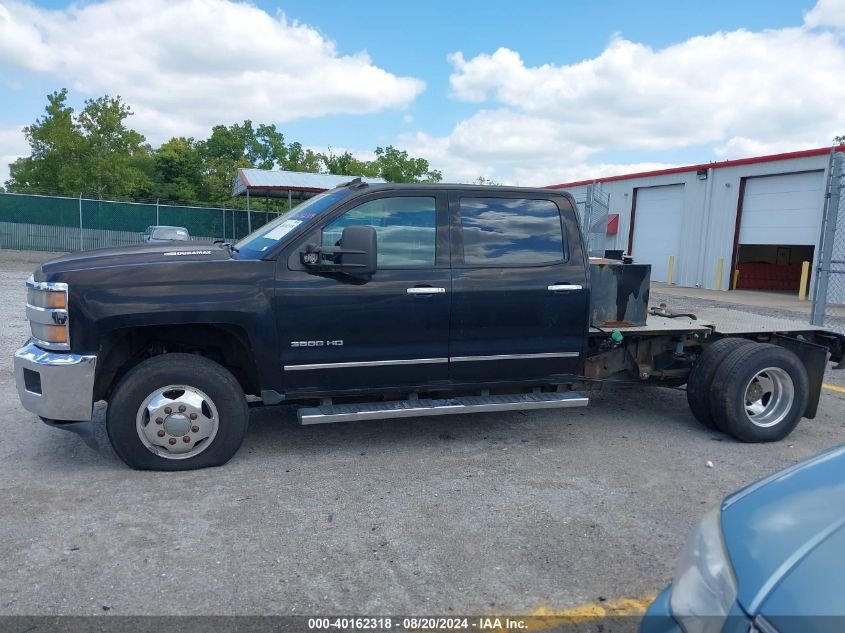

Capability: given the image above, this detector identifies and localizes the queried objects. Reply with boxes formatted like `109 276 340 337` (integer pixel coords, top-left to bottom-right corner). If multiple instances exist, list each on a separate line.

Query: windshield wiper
214 240 239 254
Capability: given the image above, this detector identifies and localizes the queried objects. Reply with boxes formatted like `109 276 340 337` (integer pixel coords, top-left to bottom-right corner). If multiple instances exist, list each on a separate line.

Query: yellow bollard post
667 256 675 285
715 258 724 291
798 261 810 300
732 269 740 290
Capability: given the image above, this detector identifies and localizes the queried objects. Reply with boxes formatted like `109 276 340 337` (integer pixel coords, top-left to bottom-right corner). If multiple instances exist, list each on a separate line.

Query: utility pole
812 149 842 325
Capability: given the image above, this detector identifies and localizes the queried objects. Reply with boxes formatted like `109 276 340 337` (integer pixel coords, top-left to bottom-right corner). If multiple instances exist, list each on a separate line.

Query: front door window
322 196 437 268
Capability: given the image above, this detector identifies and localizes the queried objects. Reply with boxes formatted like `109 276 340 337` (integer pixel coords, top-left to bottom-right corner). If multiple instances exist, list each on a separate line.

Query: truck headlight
26 276 70 351
669 506 738 633
26 284 67 309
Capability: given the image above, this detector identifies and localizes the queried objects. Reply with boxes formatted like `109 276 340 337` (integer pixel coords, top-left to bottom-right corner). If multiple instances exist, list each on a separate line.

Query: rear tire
686 337 755 430
709 343 808 443
107 353 248 470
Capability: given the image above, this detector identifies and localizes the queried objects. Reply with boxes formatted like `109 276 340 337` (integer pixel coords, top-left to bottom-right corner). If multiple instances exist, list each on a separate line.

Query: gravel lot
1 250 844 617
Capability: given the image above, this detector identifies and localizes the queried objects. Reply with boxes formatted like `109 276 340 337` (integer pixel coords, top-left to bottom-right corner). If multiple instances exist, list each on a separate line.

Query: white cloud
0 3 52 71
0 0 424 144
4 0 845 188
0 125 27 185
449 31 845 152
396 131 496 184
524 162 676 189
399 125 677 186
403 2 845 185
712 137 824 160
804 0 845 29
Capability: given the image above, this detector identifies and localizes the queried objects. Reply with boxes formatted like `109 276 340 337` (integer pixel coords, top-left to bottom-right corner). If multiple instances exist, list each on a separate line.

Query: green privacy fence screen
0 192 281 252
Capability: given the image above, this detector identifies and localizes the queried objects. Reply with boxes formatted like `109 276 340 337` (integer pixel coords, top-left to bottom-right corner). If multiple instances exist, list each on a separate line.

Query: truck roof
332 180 573 197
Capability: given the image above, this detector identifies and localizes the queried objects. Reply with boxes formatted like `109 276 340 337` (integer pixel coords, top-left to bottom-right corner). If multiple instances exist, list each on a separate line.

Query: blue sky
1 0 844 186
267 0 810 142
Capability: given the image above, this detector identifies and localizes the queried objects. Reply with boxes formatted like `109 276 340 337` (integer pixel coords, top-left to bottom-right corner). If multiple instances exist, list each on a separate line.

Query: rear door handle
407 286 446 295
548 284 583 292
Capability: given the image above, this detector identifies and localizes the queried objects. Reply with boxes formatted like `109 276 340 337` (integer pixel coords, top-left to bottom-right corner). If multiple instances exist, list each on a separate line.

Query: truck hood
38 242 230 277
720 444 845 618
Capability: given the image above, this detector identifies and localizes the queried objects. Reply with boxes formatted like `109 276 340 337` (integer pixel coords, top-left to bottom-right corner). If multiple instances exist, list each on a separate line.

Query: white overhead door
739 171 824 245
631 184 684 282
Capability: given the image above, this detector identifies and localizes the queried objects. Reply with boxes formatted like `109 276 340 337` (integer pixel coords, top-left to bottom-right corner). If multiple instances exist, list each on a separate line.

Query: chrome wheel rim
743 367 794 428
136 384 219 460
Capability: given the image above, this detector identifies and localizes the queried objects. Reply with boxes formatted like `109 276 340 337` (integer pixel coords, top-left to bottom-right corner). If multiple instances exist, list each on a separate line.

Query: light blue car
642 443 845 633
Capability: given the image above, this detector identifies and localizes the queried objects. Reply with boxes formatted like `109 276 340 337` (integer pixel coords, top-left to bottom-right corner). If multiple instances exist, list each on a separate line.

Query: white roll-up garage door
631 184 684 282
739 171 824 245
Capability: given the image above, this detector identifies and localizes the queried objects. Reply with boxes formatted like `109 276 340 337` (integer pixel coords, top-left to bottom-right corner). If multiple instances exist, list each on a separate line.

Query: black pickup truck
14 181 845 470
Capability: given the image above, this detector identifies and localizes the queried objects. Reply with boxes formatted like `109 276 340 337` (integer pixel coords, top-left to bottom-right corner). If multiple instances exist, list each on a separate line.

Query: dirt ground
1 249 843 616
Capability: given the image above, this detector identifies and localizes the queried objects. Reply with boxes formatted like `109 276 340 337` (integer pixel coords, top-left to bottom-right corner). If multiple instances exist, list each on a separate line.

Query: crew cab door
274 191 451 395
448 192 588 383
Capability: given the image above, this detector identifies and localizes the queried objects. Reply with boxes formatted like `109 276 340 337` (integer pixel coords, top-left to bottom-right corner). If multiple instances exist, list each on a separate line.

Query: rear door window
459 197 566 266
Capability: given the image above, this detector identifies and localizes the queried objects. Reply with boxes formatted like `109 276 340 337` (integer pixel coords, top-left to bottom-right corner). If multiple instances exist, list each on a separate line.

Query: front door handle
548 284 583 292
407 286 446 295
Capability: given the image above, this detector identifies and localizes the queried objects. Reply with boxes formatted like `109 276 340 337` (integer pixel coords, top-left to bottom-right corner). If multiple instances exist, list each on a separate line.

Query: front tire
709 343 809 442
107 354 248 470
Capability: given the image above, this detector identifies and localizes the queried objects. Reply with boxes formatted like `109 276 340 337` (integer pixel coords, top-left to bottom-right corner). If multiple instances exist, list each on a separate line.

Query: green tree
835 134 845 145
6 90 447 205
153 137 205 204
254 123 287 170
319 146 442 183
193 121 291 205
76 95 153 199
284 142 322 173
201 121 287 169
202 154 253 206
371 145 442 183
5 89 153 199
320 148 379 177
6 89 84 193
473 176 500 186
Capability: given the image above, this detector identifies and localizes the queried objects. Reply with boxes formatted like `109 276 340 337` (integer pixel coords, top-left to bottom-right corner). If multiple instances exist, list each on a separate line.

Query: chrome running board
297 392 589 425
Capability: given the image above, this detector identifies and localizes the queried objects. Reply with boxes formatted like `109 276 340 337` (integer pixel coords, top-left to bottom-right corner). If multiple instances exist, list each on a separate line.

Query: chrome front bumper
14 340 97 421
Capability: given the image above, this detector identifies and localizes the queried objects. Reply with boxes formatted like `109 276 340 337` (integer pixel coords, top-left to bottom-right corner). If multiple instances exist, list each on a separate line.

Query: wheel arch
701 333 829 419
94 323 261 402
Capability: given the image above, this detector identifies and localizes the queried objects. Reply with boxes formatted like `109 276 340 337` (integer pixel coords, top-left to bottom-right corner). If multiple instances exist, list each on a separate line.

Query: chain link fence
571 183 611 258
811 149 845 333
0 192 282 252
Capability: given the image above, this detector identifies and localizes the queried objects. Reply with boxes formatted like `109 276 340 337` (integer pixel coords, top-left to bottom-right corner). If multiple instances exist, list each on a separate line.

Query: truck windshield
234 188 353 258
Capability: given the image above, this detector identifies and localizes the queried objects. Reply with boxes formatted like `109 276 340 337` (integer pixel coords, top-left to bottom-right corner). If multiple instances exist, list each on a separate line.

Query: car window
152 227 189 240
459 197 565 266
323 197 436 268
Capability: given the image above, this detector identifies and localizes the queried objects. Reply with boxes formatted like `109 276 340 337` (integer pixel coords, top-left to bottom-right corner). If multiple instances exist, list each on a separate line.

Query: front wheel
708 343 809 442
107 353 249 470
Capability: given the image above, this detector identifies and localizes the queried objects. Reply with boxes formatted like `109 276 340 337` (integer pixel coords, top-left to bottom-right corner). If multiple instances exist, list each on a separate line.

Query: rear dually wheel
708 343 809 442
686 337 755 430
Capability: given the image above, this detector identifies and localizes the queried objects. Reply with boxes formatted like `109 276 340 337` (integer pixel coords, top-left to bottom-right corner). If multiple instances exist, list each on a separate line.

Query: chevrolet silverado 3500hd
14 181 845 470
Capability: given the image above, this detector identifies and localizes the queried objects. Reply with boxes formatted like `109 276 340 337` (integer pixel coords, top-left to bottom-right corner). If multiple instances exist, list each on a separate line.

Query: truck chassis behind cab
13 181 845 470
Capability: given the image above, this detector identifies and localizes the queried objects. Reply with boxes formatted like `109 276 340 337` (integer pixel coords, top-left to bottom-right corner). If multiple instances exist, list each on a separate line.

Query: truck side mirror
339 225 377 277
